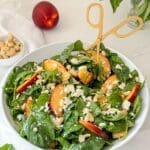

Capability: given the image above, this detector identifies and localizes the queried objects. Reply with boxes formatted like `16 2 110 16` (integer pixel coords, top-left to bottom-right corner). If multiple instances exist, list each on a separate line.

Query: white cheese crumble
122 100 131 111
33 127 38 132
119 82 126 90
17 114 24 121
44 102 49 112
99 122 106 128
70 58 79 64
41 90 49 94
129 73 133 78
64 84 75 94
115 64 122 70
66 64 71 70
52 117 63 128
36 66 43 71
84 112 94 122
101 51 106 56
72 88 84 97
62 97 72 110
135 76 139 82
79 134 91 143
102 108 119 115
82 108 90 114
86 101 91 107
47 83 55 90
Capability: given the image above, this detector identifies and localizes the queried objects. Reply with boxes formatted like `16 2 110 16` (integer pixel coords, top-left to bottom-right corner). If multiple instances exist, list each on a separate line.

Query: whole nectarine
32 1 59 29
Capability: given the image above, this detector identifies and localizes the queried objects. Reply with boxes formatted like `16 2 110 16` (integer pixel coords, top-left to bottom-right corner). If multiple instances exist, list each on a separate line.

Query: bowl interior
0 42 149 149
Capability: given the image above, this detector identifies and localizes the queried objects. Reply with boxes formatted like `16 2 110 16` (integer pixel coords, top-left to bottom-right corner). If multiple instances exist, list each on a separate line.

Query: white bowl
0 42 149 150
0 34 25 66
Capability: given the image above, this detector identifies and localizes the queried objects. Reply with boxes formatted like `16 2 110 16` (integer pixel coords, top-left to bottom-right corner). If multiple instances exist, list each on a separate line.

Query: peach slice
79 120 110 140
50 84 65 117
78 66 94 85
113 130 127 139
101 75 119 94
16 72 39 93
24 96 32 117
43 59 70 82
126 84 141 102
87 50 111 77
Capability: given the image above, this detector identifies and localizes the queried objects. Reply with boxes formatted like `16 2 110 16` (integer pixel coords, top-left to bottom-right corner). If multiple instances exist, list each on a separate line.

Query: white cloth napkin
0 10 45 149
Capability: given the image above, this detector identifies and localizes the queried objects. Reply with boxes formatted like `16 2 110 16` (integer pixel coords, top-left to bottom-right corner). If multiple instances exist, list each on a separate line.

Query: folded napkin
0 10 45 149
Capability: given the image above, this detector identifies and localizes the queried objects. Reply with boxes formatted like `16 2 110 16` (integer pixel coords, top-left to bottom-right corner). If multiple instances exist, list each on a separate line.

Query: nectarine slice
16 72 39 93
113 130 127 139
87 50 111 77
50 84 65 117
79 120 110 140
101 75 119 94
24 96 32 117
126 84 141 102
78 66 94 85
43 59 70 81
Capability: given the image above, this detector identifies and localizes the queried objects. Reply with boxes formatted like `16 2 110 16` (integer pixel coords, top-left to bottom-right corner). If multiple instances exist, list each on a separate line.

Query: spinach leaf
57 137 70 149
0 144 14 150
20 112 55 148
105 119 128 133
68 136 106 150
107 87 122 109
41 69 62 84
89 101 101 117
52 40 84 63
109 0 123 12
132 95 142 118
102 111 127 121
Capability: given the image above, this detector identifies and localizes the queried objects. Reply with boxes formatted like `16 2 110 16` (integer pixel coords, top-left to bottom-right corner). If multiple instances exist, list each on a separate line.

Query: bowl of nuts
0 33 24 66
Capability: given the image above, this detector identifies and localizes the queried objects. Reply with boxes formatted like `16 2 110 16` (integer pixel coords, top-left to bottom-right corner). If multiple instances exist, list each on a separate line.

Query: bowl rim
0 41 149 150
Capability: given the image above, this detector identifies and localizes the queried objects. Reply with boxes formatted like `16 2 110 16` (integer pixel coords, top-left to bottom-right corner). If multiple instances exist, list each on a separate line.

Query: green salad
4 41 142 150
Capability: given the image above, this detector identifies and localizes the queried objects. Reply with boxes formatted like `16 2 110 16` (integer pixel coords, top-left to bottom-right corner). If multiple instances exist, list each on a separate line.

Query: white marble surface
0 0 150 149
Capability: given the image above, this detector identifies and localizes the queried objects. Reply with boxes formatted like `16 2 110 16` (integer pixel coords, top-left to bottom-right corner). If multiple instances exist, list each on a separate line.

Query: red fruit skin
79 120 110 140
126 84 141 102
16 72 39 93
32 1 59 29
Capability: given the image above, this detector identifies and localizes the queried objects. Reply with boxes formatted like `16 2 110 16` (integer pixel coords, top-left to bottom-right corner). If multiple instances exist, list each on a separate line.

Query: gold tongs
86 3 143 51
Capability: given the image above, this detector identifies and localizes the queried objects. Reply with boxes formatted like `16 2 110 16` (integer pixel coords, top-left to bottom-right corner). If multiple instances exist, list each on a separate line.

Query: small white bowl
0 34 25 66
0 42 149 150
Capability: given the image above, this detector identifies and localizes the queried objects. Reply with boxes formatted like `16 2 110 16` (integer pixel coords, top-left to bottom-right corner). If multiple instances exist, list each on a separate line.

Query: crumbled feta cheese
119 83 126 90
86 101 91 107
135 76 139 82
52 117 63 128
62 97 72 110
70 58 79 64
64 84 75 94
86 96 92 101
83 108 90 114
44 102 49 112
79 134 91 143
36 66 43 71
115 64 122 70
122 100 131 111
66 65 71 70
109 122 114 126
72 88 84 97
99 122 106 128
101 51 106 56
33 127 38 132
47 83 55 90
17 114 24 121
129 73 132 78
41 90 49 94
102 108 119 115
84 112 94 122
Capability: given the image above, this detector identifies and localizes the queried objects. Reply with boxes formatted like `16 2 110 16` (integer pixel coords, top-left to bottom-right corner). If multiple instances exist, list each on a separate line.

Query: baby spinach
20 113 55 148
0 144 14 150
